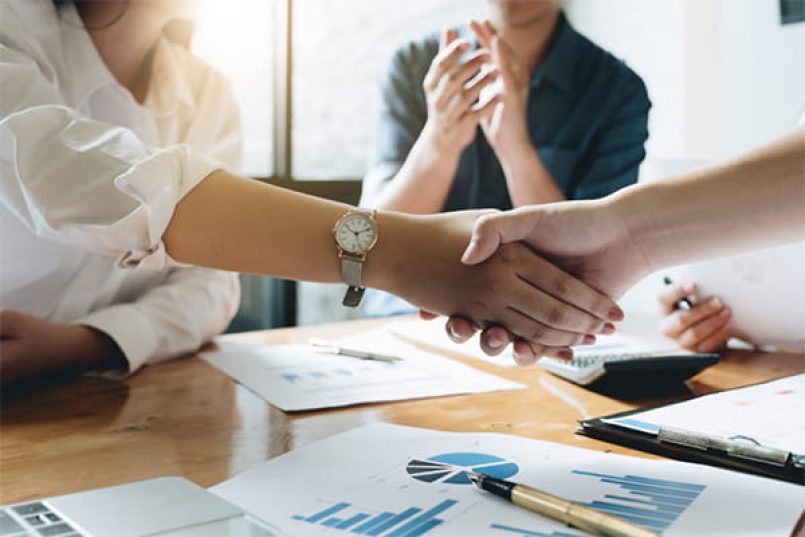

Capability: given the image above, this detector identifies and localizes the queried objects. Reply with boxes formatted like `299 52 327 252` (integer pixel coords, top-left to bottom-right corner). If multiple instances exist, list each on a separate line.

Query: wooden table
2 316 803 506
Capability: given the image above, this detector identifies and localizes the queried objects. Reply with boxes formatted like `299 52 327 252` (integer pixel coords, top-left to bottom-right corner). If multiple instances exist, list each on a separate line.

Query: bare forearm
163 170 419 294
613 127 805 270
498 141 564 207
372 128 462 214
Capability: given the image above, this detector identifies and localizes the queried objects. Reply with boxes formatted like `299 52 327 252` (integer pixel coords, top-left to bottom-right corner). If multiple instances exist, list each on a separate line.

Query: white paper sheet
212 424 805 537
387 319 516 366
200 329 523 411
388 319 685 368
675 242 805 350
604 373 805 453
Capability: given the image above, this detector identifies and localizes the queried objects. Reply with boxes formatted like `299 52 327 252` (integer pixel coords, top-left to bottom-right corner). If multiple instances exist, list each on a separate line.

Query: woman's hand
433 200 644 364
658 282 732 353
0 309 125 385
374 210 621 360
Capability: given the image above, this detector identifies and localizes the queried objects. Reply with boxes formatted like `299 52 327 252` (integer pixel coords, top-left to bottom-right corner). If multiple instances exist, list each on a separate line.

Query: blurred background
185 0 805 332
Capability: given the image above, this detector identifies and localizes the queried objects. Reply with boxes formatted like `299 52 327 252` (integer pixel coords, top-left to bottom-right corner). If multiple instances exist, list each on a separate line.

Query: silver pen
309 339 403 363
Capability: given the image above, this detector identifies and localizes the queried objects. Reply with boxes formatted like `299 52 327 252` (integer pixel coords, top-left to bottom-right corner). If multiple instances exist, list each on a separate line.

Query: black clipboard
578 383 805 485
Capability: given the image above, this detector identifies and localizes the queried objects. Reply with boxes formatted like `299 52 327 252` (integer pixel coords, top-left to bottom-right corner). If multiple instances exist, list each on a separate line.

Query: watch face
335 213 378 254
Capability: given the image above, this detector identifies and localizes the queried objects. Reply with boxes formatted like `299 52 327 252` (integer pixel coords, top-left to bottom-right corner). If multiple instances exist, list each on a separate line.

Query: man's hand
658 282 732 353
379 210 621 360
437 201 647 364
0 309 125 385
420 28 500 156
470 20 531 158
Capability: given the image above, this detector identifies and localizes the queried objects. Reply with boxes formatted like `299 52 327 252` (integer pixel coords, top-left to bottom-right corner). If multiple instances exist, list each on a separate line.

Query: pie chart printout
405 452 519 485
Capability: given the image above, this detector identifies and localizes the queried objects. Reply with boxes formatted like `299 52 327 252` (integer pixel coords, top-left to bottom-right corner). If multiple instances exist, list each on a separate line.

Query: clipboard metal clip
657 426 801 468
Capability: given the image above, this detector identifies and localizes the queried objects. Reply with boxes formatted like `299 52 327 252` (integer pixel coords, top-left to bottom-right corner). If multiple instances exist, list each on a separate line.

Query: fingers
658 282 697 315
661 298 732 352
482 20 499 41
419 310 439 321
424 38 471 92
509 339 572 366
676 307 732 352
496 305 592 347
660 296 726 339
511 340 538 365
464 92 501 126
445 315 478 343
434 50 495 113
490 36 512 88
440 27 458 50
443 68 498 122
689 321 732 353
475 325 510 355
468 19 491 48
506 245 623 328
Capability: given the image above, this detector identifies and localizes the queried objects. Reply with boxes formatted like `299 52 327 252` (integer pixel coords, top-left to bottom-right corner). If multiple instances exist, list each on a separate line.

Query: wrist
361 211 417 295
493 130 533 163
67 325 127 372
419 122 466 161
605 185 656 278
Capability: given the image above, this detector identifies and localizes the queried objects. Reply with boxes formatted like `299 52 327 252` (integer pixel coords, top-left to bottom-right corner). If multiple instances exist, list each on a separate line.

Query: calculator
537 351 720 397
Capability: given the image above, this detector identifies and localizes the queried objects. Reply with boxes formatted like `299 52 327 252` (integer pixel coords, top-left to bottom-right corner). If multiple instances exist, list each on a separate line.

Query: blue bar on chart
570 470 706 533
489 524 581 537
291 501 350 523
291 499 459 536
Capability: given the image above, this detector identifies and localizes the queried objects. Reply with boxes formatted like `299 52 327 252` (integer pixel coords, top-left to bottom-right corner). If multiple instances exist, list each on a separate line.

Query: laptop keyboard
0 503 82 536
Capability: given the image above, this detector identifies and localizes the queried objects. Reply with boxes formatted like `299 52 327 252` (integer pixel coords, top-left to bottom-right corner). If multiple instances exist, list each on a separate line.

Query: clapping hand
469 19 531 158
419 28 500 156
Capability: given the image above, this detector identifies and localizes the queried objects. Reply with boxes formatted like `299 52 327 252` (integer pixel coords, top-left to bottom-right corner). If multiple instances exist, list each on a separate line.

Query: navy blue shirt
361 13 651 316
361 12 651 211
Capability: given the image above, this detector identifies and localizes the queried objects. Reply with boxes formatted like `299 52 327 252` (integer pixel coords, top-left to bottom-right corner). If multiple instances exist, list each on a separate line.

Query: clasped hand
412 202 650 366
390 211 623 365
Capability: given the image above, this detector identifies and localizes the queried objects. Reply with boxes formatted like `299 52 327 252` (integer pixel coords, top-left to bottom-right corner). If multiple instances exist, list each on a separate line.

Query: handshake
378 196 650 367
385 127 805 366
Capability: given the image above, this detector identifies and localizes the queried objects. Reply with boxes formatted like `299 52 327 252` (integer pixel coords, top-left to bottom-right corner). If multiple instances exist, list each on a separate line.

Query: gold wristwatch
333 209 378 307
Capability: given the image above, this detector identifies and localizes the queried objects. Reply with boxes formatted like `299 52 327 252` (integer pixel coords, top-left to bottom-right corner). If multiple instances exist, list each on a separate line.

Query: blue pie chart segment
406 452 519 485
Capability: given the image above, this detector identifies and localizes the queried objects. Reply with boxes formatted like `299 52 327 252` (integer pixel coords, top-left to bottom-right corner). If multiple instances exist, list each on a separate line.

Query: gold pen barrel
511 486 573 522
565 503 659 537
511 486 659 537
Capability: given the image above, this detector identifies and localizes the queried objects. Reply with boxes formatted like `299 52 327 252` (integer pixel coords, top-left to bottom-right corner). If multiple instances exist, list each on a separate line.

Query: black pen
466 472 659 537
663 276 694 311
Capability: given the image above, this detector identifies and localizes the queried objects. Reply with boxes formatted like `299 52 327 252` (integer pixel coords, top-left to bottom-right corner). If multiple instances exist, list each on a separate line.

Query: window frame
264 0 363 198
261 0 363 326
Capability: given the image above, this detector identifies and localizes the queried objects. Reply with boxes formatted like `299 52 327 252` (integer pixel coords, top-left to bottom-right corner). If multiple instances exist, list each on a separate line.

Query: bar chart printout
488 471 706 536
214 424 805 537
292 498 458 536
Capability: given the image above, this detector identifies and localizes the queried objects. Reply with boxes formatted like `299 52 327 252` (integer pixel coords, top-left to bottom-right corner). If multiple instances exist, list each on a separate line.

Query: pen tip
465 471 482 486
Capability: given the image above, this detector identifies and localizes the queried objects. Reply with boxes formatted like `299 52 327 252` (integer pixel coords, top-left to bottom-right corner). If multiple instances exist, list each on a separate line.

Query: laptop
0 477 287 537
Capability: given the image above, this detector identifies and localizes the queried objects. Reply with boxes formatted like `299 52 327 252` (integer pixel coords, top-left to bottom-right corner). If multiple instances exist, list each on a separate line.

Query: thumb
462 210 537 265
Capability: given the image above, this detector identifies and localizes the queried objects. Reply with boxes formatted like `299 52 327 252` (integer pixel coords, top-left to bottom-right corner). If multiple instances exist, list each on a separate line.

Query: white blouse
0 0 242 372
